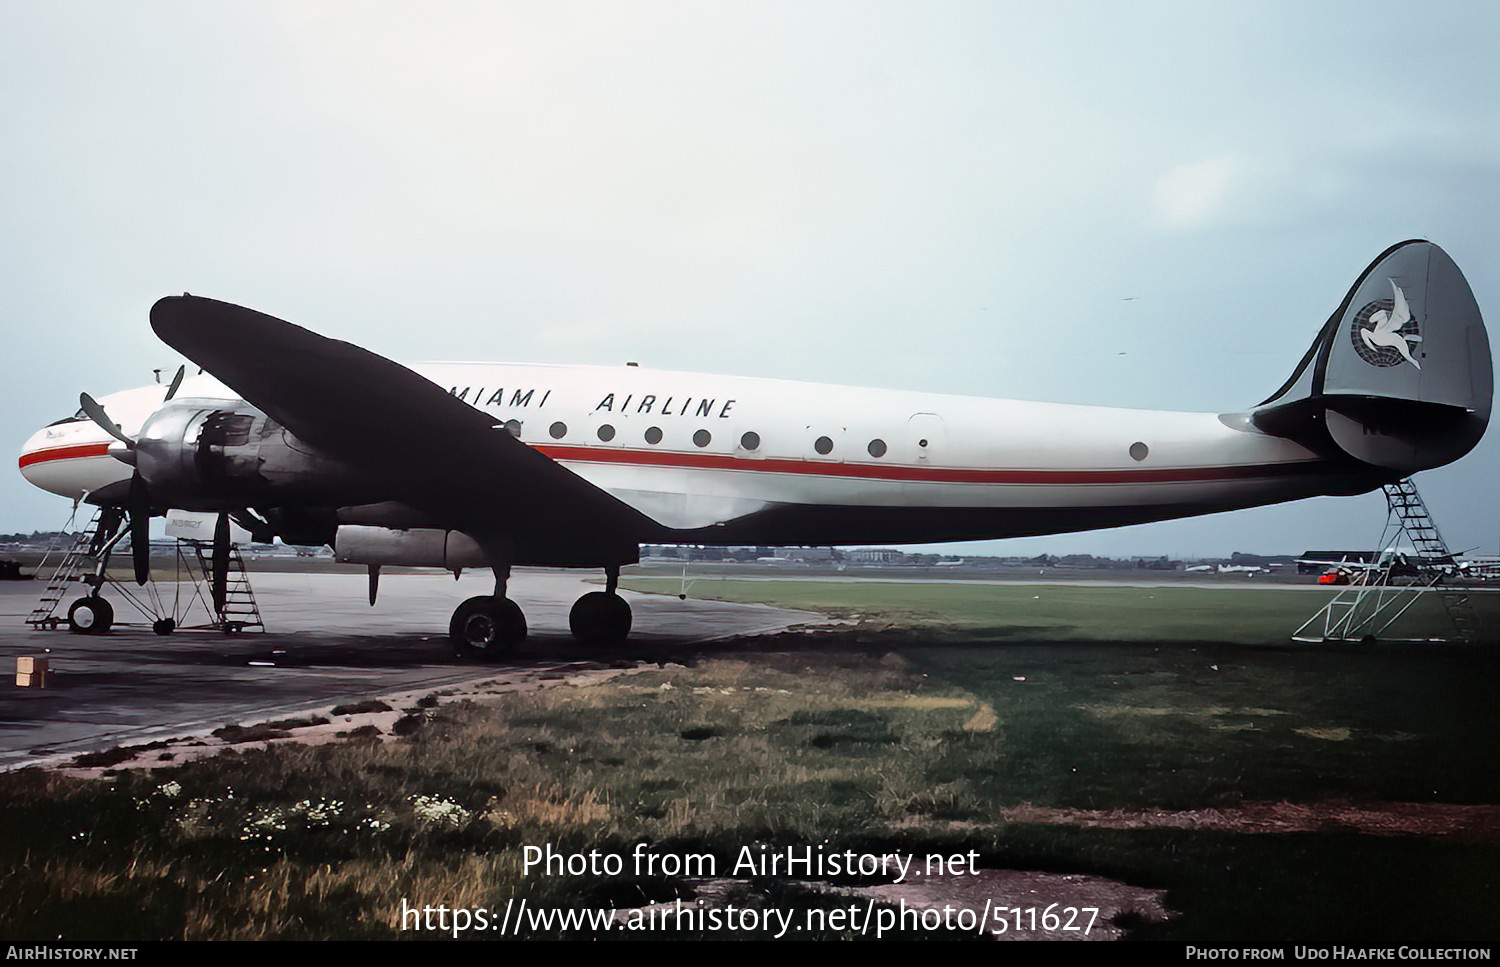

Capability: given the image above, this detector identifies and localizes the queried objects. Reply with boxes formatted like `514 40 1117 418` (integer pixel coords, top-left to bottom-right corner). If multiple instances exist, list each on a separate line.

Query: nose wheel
450 595 527 657
66 595 113 635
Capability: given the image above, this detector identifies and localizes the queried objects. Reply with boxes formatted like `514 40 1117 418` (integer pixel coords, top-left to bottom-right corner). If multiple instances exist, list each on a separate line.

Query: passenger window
814 435 834 455
740 431 760 451
644 426 663 445
598 424 616 442
549 421 567 439
867 439 887 458
693 429 712 448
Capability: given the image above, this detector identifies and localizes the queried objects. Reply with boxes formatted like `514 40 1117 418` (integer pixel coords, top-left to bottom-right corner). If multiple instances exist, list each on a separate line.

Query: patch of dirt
962 702 998 732
611 865 1170 940
846 866 1170 940
51 662 637 778
1001 800 1500 841
1293 726 1352 741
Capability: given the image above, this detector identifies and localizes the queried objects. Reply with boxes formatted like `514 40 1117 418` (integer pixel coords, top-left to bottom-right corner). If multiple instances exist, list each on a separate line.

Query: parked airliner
17 240 1491 653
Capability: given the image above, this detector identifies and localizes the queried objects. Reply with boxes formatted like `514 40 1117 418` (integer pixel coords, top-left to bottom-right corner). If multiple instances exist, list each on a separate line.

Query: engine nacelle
334 525 490 568
135 400 374 509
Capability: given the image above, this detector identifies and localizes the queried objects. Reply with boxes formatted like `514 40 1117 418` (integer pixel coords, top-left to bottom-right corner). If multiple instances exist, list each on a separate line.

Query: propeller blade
79 393 136 448
129 473 151 585
212 512 230 615
163 365 186 401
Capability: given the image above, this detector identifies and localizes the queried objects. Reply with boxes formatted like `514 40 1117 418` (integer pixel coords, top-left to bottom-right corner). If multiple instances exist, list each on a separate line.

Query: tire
152 619 176 636
450 596 527 657
569 592 632 646
67 596 113 635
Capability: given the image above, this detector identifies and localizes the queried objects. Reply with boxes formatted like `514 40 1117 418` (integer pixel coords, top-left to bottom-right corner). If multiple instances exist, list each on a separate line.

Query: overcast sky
3 1 1497 558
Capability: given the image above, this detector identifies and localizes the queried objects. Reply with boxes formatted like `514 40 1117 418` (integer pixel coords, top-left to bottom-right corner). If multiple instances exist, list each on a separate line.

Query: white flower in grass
300 798 344 826
409 795 472 829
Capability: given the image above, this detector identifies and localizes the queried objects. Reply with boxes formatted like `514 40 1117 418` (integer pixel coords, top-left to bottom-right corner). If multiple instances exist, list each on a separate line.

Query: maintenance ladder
1294 478 1482 644
186 538 264 633
26 506 110 630
1383 478 1481 642
26 506 263 634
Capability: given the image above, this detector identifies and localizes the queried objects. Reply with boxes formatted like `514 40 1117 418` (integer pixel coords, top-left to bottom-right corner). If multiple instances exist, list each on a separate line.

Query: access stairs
26 506 112 630
26 505 264 634
1293 478 1482 644
186 537 264 633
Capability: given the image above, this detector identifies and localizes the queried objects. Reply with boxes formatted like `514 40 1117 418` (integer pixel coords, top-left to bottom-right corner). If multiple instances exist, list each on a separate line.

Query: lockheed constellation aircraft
17 240 1491 653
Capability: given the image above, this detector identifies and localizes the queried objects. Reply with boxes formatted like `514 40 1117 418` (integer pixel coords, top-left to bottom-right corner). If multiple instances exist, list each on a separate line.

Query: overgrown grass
0 656 1002 940
2 581 1497 941
626 579 1499 645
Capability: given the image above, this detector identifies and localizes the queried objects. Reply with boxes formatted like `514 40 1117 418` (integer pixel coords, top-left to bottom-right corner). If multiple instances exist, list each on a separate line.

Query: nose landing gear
66 595 113 635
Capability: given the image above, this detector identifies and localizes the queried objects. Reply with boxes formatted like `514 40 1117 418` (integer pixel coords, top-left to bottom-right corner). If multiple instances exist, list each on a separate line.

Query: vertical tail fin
1253 240 1491 472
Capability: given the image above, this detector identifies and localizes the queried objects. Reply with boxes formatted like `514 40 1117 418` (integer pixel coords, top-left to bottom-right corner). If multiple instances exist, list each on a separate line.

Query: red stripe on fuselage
533 444 1322 485
18 443 112 470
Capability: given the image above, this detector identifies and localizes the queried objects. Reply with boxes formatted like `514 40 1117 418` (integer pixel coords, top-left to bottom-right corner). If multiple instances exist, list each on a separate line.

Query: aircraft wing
150 295 659 565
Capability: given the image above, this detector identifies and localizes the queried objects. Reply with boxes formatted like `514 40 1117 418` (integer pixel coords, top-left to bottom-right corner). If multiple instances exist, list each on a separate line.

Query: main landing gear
447 564 633 658
569 564 632 646
449 594 527 656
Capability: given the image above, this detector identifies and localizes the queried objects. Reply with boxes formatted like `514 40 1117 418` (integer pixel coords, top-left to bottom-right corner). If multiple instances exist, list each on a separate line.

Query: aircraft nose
17 425 53 484
18 420 120 499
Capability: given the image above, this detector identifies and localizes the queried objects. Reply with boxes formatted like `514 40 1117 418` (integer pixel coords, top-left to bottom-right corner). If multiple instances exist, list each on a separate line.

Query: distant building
773 547 834 562
846 548 905 564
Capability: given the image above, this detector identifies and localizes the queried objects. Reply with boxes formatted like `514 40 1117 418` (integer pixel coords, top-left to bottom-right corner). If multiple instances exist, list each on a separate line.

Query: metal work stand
27 505 263 634
1293 478 1480 644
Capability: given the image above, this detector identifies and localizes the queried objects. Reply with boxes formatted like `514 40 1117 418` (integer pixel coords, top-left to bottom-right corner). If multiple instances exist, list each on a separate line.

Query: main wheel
67 596 113 635
569 591 632 646
450 595 527 657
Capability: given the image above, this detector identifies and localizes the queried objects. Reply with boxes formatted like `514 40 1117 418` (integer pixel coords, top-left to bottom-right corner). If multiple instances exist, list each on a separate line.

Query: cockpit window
47 413 88 427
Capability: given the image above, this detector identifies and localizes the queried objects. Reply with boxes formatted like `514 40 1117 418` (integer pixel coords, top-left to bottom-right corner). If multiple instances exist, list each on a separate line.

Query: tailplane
1252 240 1491 472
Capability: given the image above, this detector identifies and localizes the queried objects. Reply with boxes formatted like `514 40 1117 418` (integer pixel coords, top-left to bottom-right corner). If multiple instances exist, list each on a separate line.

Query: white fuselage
19 361 1360 546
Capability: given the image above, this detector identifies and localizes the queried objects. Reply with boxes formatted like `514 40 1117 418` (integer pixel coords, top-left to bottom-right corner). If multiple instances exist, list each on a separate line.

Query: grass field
626 577 1500 645
1 580 1496 941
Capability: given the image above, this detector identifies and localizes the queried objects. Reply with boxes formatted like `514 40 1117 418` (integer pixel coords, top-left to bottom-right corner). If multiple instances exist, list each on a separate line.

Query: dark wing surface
150 295 657 565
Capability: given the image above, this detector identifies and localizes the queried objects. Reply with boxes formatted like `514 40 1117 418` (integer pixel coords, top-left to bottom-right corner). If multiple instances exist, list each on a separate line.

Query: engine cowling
334 525 490 568
134 400 373 509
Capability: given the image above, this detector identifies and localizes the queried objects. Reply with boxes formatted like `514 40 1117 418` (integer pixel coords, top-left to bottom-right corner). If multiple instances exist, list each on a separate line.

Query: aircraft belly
563 456 1360 537
669 471 1377 545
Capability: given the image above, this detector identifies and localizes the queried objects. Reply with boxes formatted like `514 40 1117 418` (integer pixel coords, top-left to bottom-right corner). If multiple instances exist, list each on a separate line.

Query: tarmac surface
0 570 821 771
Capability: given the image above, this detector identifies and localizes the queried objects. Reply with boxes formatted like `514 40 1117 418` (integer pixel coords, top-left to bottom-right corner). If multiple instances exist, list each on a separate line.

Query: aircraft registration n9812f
16 240 1492 652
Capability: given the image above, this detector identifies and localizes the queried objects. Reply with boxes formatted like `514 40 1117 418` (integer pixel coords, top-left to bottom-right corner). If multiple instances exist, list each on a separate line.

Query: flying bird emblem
1359 279 1423 369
